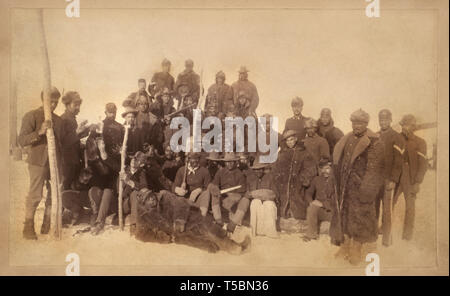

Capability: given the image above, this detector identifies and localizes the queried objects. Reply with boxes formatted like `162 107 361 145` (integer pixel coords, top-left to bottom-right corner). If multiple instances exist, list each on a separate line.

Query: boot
227 221 237 233
23 219 37 240
40 205 51 234
334 237 350 259
91 221 105 236
348 240 363 265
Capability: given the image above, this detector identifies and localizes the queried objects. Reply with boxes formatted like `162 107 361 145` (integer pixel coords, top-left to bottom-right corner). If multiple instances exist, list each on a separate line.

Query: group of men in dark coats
17 60 429 264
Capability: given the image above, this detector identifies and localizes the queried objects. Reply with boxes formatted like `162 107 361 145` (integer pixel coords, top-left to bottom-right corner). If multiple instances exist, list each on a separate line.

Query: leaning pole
37 9 63 239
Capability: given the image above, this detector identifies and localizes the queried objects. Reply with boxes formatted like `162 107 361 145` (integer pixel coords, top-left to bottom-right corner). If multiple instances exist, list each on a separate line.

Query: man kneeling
135 189 251 255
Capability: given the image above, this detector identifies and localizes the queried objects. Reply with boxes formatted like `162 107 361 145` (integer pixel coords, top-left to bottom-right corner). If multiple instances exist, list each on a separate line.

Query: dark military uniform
206 83 234 114
375 126 404 245
393 132 427 240
175 69 200 103
304 175 334 239
304 134 331 164
317 119 344 157
18 106 64 224
283 115 309 141
61 110 88 189
150 72 175 96
272 144 317 220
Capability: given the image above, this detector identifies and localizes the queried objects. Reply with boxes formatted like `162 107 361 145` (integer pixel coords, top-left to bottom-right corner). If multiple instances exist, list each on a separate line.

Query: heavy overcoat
330 129 385 244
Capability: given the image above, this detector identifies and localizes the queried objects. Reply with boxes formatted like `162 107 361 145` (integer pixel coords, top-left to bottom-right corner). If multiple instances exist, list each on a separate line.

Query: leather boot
40 205 51 234
349 240 363 265
334 236 350 259
23 219 37 240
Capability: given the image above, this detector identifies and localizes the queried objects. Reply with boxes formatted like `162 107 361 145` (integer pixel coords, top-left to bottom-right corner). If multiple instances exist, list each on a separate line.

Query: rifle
196 68 205 110
118 124 130 230
165 103 197 119
181 153 189 190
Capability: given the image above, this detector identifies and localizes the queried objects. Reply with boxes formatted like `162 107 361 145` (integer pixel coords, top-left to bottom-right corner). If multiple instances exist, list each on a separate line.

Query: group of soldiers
18 58 428 264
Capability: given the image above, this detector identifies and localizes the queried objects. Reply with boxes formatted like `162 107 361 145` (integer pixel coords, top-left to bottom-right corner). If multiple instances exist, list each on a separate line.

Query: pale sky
12 8 438 142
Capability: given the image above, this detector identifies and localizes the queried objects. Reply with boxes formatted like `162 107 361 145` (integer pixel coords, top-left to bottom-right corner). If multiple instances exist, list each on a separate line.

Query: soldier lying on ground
135 189 251 255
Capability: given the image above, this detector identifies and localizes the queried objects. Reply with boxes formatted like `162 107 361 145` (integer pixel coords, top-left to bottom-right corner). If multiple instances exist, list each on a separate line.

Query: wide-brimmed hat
238 66 249 73
250 158 270 170
121 106 138 118
281 130 298 141
220 152 240 162
186 152 201 160
206 151 222 161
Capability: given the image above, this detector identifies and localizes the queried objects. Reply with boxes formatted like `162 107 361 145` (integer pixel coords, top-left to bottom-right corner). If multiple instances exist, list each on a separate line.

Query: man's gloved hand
175 186 187 197
38 120 52 135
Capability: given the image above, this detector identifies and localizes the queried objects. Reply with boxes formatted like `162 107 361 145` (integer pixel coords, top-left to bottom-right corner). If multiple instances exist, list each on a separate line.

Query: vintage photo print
0 0 448 276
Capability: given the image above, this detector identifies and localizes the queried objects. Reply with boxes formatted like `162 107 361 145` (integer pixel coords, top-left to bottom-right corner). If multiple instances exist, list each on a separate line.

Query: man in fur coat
330 109 385 265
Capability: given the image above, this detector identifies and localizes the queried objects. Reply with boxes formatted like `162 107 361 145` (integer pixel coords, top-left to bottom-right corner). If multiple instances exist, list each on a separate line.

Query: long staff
118 124 130 230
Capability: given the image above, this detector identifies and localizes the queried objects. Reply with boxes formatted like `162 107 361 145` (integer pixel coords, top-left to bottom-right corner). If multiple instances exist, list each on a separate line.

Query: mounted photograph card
0 0 448 277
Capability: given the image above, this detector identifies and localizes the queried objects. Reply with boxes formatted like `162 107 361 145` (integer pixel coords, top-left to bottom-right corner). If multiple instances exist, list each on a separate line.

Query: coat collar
333 129 378 165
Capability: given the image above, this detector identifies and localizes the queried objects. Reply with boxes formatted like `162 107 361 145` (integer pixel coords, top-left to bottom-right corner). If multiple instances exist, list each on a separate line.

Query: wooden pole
37 9 62 239
118 125 130 230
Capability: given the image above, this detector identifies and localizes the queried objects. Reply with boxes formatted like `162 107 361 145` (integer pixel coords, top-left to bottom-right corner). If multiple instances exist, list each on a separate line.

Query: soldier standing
150 58 175 96
175 59 201 103
376 109 404 246
18 87 64 239
206 70 234 116
231 66 259 114
317 108 344 157
330 109 384 265
303 118 330 164
283 97 309 141
393 114 428 241
60 91 90 190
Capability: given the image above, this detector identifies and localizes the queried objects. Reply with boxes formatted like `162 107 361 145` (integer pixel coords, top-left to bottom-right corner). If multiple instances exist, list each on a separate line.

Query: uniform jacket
399 132 428 185
206 83 234 113
330 129 385 244
377 127 404 183
305 175 335 211
18 107 64 167
317 120 344 156
231 79 259 113
151 72 175 94
283 115 309 141
61 110 86 167
272 145 317 219
304 134 331 163
175 69 201 101
212 167 247 194
172 165 211 194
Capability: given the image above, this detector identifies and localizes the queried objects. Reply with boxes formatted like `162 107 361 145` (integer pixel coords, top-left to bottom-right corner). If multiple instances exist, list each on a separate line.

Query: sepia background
2 0 448 275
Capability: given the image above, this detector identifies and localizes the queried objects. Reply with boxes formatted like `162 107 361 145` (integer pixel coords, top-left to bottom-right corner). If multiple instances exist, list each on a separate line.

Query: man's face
78 172 92 185
320 113 331 126
125 113 136 126
286 136 298 148
68 101 81 115
138 81 146 90
162 94 170 105
164 146 173 159
239 157 249 167
320 166 332 178
162 64 170 73
189 158 199 168
292 105 302 116
352 121 368 136
144 193 158 209
105 111 116 121
255 168 264 178
217 77 225 85
225 161 237 170
49 97 59 112
137 98 149 112
379 118 391 131
306 127 316 137
401 124 414 136
239 73 247 81
185 62 194 71
238 97 247 106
